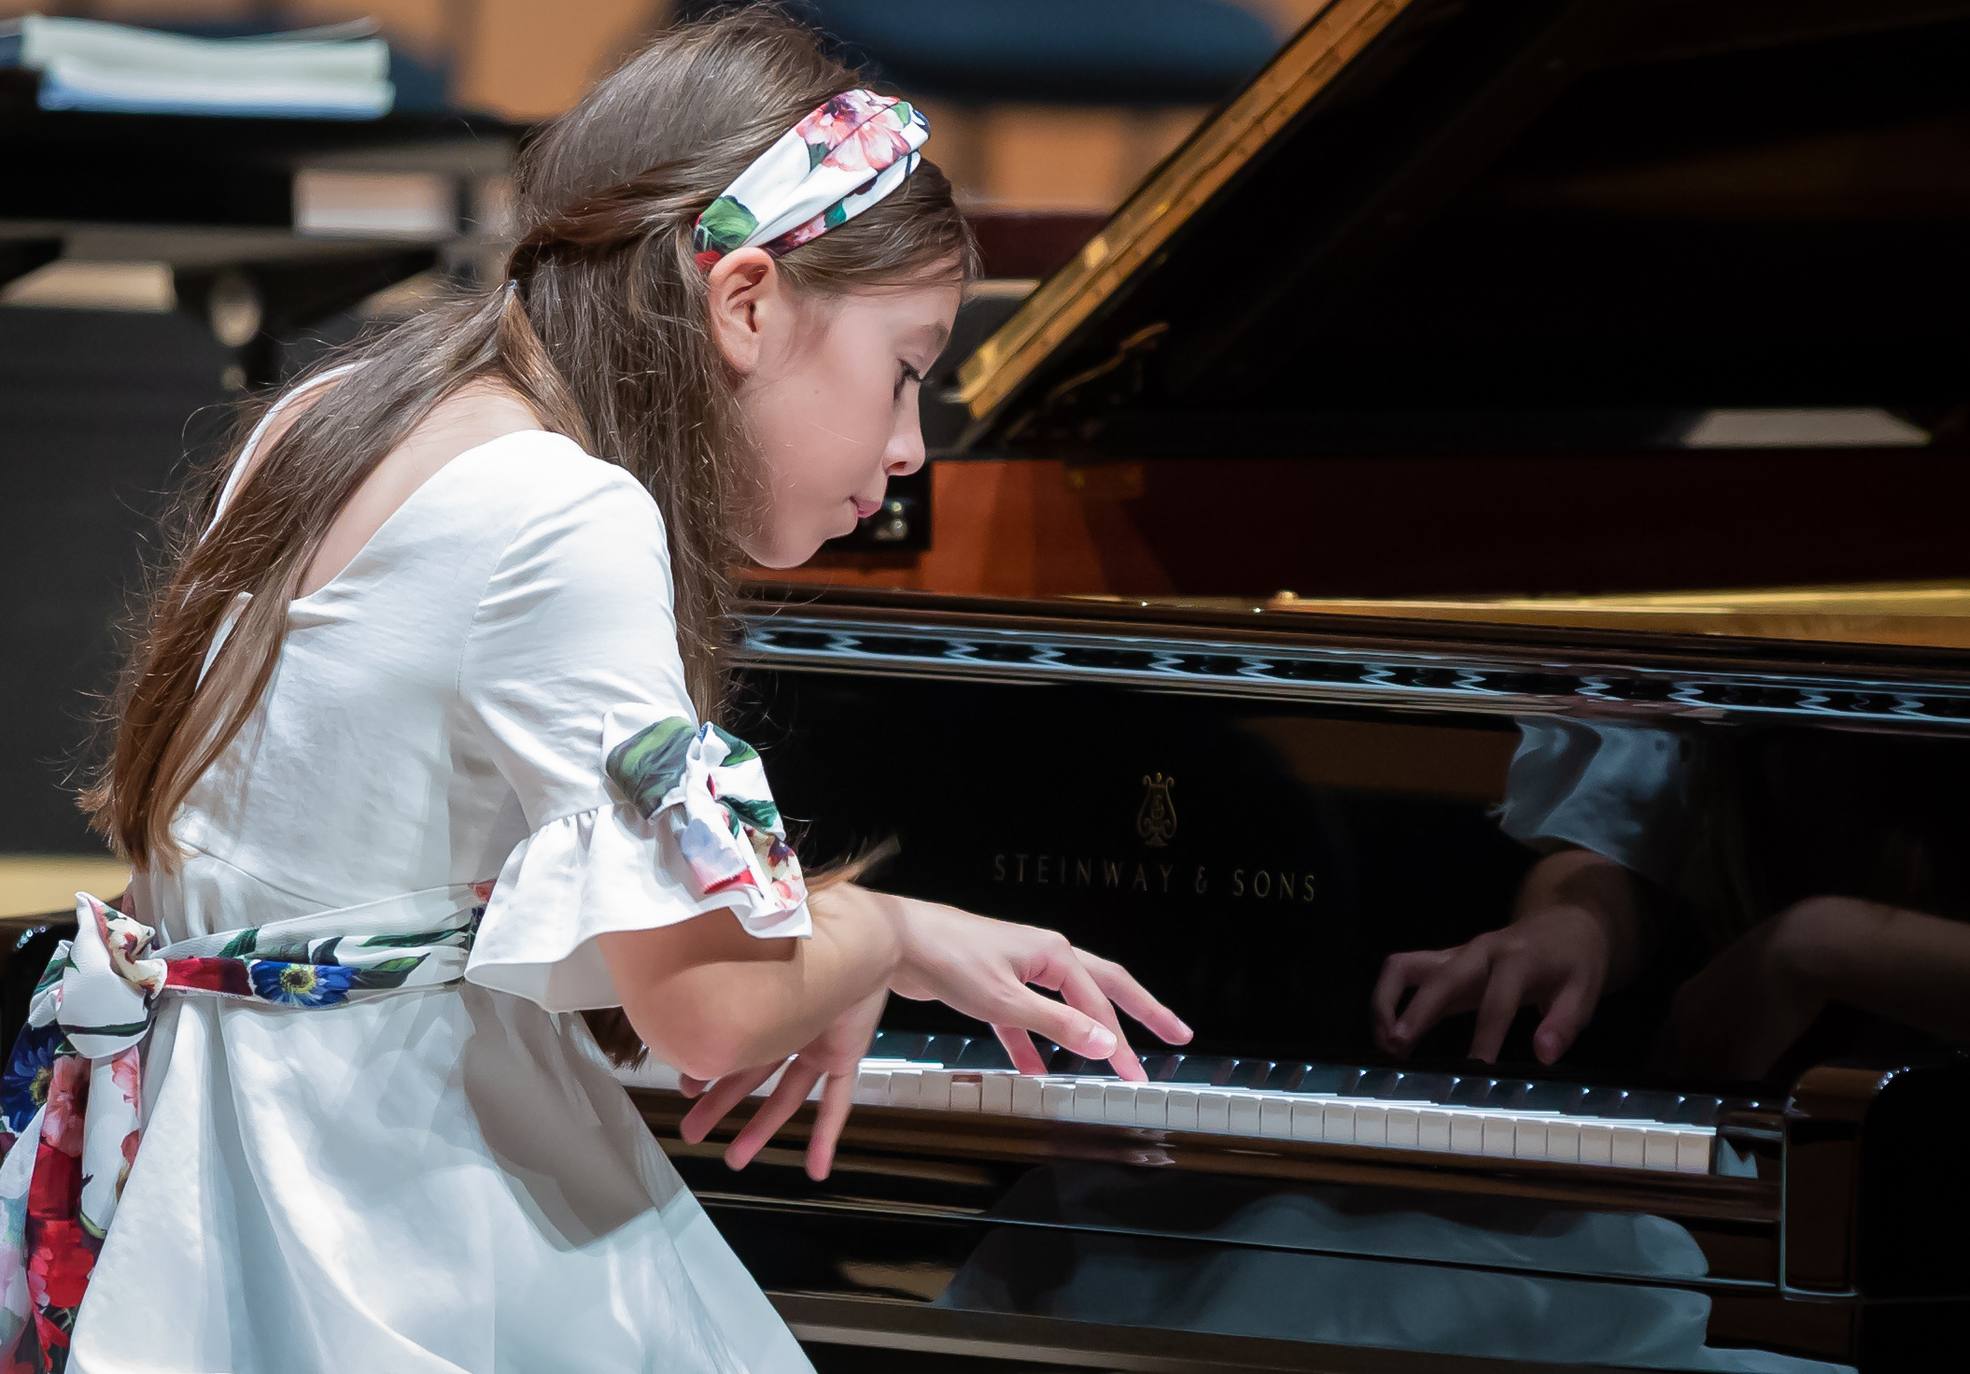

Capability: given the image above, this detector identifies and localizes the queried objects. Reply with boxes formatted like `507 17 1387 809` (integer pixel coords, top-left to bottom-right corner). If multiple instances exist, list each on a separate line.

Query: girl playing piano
0 11 1188 1371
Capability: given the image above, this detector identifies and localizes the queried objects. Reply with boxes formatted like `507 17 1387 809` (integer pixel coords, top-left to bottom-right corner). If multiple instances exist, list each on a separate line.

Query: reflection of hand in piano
1374 849 1644 1066
669 890 1193 1180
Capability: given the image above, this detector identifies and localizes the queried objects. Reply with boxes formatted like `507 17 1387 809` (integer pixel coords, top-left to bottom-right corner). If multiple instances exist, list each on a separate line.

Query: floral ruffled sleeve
457 459 809 1014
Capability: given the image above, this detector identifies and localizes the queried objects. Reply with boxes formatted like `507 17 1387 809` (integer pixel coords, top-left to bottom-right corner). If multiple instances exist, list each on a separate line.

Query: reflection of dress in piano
937 1163 1848 1373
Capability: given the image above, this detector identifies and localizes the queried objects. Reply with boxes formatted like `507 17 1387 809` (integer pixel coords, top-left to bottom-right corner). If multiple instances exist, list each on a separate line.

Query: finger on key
806 1070 856 1181
1391 947 1486 1052
992 1022 1050 1075
680 1062 777 1144
1056 955 1144 1081
1074 947 1192 1044
726 1058 822 1170
1010 985 1117 1064
1469 958 1527 1065
1534 974 1594 1066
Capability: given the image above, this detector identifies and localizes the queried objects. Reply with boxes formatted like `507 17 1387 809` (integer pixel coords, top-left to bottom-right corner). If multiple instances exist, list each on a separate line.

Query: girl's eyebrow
908 321 951 354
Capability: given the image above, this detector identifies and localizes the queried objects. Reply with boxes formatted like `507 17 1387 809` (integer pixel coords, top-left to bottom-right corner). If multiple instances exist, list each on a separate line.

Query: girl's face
707 250 960 568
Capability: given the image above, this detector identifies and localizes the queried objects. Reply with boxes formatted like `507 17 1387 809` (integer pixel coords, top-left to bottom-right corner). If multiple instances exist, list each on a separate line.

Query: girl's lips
851 497 882 520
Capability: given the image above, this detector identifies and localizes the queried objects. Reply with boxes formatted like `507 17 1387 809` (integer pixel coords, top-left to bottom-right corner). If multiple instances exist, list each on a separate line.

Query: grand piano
7 2 1970 1370
649 2 1970 1369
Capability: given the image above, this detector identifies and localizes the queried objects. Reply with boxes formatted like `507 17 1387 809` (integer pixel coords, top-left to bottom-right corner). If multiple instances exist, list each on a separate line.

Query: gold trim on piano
954 0 1416 424
1254 583 1970 648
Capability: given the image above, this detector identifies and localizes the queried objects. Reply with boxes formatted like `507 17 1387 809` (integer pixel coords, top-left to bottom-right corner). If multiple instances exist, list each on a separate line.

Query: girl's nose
886 422 926 478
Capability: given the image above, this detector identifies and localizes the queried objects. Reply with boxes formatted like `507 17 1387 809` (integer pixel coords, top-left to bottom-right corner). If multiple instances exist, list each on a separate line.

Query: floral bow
691 88 929 271
605 716 806 912
0 888 486 1369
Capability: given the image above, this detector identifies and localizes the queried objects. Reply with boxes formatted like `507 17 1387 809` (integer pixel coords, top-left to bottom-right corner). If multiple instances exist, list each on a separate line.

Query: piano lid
954 0 1970 458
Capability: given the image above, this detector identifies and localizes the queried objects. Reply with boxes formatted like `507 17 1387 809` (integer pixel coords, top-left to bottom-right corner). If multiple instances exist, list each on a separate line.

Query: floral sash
0 884 488 1371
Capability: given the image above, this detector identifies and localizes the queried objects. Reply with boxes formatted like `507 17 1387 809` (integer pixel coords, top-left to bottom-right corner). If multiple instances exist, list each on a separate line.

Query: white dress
63 374 817 1371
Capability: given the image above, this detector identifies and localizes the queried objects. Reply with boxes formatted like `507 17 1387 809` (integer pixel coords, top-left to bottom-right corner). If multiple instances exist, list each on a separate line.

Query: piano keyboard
619 1031 1724 1175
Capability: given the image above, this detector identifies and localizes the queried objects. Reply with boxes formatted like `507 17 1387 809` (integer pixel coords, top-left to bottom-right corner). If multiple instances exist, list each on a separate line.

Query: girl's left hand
675 987 887 1181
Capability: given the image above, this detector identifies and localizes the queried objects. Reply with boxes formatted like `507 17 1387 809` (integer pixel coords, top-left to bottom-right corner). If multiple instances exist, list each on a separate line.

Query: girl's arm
598 881 903 1083
600 880 1184 1086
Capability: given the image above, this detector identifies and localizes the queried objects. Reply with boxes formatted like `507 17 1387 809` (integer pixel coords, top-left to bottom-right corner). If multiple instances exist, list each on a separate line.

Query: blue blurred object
679 0 1280 104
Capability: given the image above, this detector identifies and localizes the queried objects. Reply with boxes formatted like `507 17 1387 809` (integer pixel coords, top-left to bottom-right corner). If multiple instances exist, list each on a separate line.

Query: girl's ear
705 247 781 377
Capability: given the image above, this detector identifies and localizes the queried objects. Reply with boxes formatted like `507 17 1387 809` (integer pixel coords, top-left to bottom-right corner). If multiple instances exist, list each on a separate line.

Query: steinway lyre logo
1137 772 1177 848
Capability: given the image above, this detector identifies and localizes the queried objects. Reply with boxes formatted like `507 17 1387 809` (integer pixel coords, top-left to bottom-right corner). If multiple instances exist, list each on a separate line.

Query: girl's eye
895 363 924 399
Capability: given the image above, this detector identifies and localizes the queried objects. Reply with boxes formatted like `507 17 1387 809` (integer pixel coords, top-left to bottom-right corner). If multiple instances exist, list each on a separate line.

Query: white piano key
1197 1091 1232 1133
1579 1123 1614 1165
1545 1120 1581 1163
1228 1093 1263 1136
980 1072 1014 1116
1072 1080 1107 1122
917 1070 953 1111
1104 1083 1141 1125
1290 1099 1324 1141
1133 1085 1169 1128
1259 1095 1294 1140
949 1076 982 1112
1676 1130 1713 1174
1450 1114 1484 1156
1010 1074 1045 1117
888 1069 922 1109
1481 1116 1516 1158
1418 1109 1453 1153
853 1068 891 1105
1353 1103 1388 1147
1514 1118 1549 1161
1611 1126 1647 1169
1041 1080 1077 1120
1165 1089 1199 1130
1386 1106 1420 1149
1643 1128 1677 1172
1321 1101 1356 1143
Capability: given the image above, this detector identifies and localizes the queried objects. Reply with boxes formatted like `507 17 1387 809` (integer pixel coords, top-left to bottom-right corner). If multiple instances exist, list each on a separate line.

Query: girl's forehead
816 277 960 337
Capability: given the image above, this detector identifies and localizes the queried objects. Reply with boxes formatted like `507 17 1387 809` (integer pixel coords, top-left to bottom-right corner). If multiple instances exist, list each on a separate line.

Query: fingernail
1173 1017 1194 1040
1088 1027 1117 1056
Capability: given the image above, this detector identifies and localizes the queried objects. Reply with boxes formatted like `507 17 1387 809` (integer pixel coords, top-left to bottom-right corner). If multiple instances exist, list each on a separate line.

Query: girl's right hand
885 896 1193 1080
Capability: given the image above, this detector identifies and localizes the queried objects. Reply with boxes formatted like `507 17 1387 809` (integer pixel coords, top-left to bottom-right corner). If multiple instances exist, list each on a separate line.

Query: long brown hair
80 10 973 1056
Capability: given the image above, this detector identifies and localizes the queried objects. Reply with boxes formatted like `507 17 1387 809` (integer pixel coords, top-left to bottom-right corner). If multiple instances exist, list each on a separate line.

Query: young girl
0 12 1188 1370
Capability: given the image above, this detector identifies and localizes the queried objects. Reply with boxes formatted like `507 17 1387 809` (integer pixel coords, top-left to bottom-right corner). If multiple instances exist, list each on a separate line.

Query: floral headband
691 89 929 272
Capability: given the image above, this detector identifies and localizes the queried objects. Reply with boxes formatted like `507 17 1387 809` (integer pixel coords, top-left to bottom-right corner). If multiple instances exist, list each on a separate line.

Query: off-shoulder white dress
72 371 814 1371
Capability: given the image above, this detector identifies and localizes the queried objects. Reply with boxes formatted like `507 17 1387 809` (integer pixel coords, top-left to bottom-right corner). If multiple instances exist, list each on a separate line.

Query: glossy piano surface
620 586 1970 1371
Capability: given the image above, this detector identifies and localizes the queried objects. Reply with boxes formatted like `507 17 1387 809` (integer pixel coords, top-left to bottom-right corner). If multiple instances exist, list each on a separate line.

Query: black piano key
1169 1055 1238 1085
1502 1081 1587 1113
1388 1072 1457 1102
1049 1052 1118 1079
1225 1059 1277 1090
1670 1096 1723 1127
952 1037 1015 1071
1141 1053 1188 1082
869 1030 930 1062
1608 1090 1683 1121
1447 1077 1499 1107
1296 1063 1364 1095
1573 1088 1631 1116
1257 1062 1316 1092
921 1034 973 1067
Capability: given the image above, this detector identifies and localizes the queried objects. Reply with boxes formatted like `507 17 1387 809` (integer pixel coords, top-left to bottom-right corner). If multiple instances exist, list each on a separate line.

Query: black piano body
663 590 1970 1373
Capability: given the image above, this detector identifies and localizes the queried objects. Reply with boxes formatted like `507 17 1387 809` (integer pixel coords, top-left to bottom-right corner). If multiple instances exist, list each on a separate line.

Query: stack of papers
0 14 394 118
